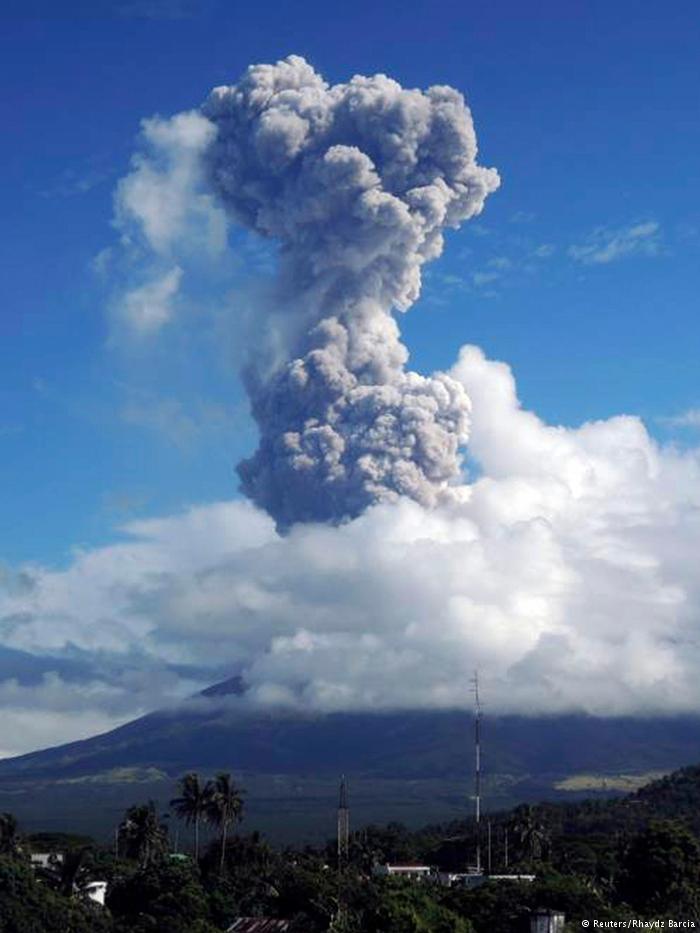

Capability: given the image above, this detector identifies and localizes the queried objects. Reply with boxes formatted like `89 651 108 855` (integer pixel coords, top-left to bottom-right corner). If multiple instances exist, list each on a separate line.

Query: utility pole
472 670 482 874
504 827 509 869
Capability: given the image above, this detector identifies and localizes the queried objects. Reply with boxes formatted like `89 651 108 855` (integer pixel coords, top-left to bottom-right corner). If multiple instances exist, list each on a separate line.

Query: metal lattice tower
472 670 482 873
337 774 349 867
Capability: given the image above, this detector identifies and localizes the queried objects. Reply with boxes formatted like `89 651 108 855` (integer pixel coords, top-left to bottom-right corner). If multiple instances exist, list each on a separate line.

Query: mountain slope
3 680 700 841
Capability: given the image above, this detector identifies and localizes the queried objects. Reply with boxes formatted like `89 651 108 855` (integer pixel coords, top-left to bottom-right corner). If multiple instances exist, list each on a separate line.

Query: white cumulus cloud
3 347 700 755
107 110 228 335
568 221 661 265
662 408 700 430
121 265 182 334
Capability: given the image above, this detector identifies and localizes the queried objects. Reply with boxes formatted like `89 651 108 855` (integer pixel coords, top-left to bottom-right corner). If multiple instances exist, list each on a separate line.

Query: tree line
2 765 700 930
120 771 243 871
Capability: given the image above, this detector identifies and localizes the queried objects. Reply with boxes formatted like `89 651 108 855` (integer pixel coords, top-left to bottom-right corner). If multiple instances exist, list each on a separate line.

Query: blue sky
4 0 700 756
2 0 699 568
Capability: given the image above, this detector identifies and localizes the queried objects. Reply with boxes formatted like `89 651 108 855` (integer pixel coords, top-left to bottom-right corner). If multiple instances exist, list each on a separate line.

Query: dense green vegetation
4 764 700 931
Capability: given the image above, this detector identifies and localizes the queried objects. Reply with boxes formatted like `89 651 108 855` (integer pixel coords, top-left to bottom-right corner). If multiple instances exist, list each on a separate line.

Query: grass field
553 771 668 792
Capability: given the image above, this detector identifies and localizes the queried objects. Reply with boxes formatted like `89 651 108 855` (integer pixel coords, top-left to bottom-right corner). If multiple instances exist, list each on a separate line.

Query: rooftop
226 920 290 933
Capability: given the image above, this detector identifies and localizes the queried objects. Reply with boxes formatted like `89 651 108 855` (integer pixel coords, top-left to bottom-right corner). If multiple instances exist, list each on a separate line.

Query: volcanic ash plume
201 56 500 529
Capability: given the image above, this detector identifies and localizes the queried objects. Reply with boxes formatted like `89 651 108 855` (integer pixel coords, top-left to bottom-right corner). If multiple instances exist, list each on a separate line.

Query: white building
84 881 108 907
490 874 536 884
373 863 434 881
437 871 486 888
531 909 566 933
30 852 63 870
438 871 536 888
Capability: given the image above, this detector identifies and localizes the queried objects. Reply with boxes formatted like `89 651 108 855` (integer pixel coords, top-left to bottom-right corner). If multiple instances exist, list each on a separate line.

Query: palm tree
118 802 169 868
170 772 212 860
206 772 244 873
43 846 93 898
0 812 20 857
511 804 549 862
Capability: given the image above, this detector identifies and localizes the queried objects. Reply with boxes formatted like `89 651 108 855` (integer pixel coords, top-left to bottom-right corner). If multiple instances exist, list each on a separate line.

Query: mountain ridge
4 678 700 841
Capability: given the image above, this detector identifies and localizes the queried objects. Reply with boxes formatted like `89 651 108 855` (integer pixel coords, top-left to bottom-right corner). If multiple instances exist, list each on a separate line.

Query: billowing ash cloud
5 348 700 757
199 55 499 528
6 57 698 759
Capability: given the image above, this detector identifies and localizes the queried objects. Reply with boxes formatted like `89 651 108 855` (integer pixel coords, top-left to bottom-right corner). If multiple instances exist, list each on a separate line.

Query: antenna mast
337 774 349 868
335 775 350 929
472 670 482 873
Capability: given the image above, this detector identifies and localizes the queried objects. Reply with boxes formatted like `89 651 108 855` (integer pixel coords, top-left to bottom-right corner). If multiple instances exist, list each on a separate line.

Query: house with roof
226 919 290 932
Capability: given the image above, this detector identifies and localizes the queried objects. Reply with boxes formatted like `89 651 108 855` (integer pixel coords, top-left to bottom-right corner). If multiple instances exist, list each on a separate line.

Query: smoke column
201 55 499 529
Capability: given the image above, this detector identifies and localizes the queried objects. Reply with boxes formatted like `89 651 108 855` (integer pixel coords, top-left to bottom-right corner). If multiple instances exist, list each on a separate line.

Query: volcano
2 677 700 844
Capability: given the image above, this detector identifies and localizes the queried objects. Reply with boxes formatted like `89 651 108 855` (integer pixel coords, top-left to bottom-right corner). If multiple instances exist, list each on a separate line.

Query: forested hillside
4 763 700 931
